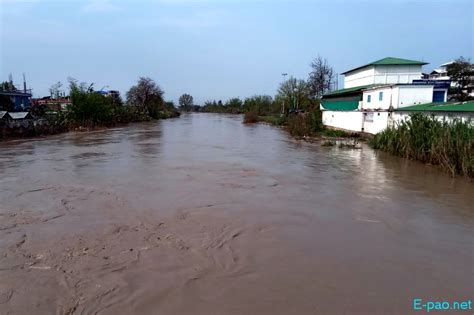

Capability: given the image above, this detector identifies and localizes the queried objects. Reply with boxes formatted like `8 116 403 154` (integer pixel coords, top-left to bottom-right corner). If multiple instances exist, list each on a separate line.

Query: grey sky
1 0 472 104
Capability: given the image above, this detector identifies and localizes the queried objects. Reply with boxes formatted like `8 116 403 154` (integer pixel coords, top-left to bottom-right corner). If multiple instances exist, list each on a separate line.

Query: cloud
81 0 120 13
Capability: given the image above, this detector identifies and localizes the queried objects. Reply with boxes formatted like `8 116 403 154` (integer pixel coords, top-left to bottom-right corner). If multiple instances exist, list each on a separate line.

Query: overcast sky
1 0 473 104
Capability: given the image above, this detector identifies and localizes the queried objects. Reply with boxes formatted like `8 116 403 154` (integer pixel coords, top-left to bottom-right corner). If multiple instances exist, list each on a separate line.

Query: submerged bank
0 110 180 141
246 111 473 178
370 113 473 178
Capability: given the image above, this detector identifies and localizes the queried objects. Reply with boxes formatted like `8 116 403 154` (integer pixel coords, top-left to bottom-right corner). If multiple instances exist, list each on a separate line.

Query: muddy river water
0 113 473 314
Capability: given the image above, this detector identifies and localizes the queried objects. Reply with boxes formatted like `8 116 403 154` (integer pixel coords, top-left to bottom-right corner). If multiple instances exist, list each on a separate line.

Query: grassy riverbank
370 113 474 177
244 110 357 139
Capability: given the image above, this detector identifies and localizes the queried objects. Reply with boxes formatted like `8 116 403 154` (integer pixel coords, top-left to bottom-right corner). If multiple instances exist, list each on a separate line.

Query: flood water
0 113 473 314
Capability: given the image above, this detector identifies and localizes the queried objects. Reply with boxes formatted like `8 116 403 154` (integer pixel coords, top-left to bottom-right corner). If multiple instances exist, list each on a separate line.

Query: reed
243 111 259 124
370 113 474 177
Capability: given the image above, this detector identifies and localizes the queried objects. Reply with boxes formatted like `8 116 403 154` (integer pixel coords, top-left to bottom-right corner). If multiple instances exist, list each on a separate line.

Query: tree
126 77 165 118
447 57 474 101
308 56 334 99
30 103 48 117
0 81 12 92
49 81 63 99
277 77 311 112
0 79 15 111
225 98 243 113
68 78 114 124
243 95 273 115
179 94 194 111
0 94 14 111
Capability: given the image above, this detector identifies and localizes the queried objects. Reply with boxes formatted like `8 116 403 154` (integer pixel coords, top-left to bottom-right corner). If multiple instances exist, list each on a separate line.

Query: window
367 95 371 103
379 92 383 101
365 112 374 122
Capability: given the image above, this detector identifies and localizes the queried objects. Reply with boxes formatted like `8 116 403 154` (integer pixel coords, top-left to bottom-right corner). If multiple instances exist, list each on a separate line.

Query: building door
433 90 445 103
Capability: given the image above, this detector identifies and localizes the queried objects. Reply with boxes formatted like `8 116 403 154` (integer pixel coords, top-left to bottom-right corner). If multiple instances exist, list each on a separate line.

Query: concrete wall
395 85 433 108
322 110 391 135
392 111 474 126
322 111 363 132
362 111 390 134
322 109 473 135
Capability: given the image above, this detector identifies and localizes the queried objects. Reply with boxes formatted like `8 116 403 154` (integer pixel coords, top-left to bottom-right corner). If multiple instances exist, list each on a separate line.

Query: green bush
243 95 274 115
69 89 115 125
321 128 354 138
370 113 474 177
286 109 323 137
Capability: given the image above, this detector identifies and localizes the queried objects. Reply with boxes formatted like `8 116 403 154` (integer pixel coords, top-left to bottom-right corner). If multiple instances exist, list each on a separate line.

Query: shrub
243 111 259 124
243 95 273 116
286 109 323 137
370 113 474 177
322 128 354 138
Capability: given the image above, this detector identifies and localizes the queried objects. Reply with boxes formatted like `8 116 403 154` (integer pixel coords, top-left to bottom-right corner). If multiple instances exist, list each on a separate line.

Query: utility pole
281 73 288 115
8 73 13 91
23 73 27 93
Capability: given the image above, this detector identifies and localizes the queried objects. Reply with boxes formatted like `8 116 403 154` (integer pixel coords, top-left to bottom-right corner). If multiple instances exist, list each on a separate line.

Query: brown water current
0 113 473 314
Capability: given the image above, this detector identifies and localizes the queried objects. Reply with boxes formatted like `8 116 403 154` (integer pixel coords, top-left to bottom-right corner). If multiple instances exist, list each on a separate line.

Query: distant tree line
179 55 333 117
20 77 180 131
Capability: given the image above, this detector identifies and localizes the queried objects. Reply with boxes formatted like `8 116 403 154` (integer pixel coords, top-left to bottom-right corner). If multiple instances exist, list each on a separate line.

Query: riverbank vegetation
1 77 179 141
192 56 343 138
370 114 474 177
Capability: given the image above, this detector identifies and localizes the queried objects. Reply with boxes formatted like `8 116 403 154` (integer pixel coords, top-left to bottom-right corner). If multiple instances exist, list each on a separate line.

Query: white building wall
396 85 433 108
344 67 375 88
344 65 423 89
322 111 363 132
362 87 393 110
373 65 423 85
362 111 390 134
392 112 474 126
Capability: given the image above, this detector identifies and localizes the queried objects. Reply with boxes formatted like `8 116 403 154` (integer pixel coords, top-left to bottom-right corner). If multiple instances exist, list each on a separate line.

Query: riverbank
0 110 180 142
249 111 473 178
370 113 473 178
245 111 362 140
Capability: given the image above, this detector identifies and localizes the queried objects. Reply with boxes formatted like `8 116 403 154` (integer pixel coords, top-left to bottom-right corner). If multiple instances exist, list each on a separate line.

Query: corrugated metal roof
342 57 428 75
0 91 32 97
9 112 32 119
396 101 474 112
321 98 360 111
0 111 8 119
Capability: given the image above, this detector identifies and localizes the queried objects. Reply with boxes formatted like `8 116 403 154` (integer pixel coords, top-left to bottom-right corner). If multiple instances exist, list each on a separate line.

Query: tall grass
286 110 324 137
370 113 474 177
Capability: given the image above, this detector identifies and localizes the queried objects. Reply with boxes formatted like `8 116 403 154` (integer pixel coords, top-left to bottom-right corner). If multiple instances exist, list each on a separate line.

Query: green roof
321 97 360 111
323 84 388 98
341 57 428 75
396 101 474 112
